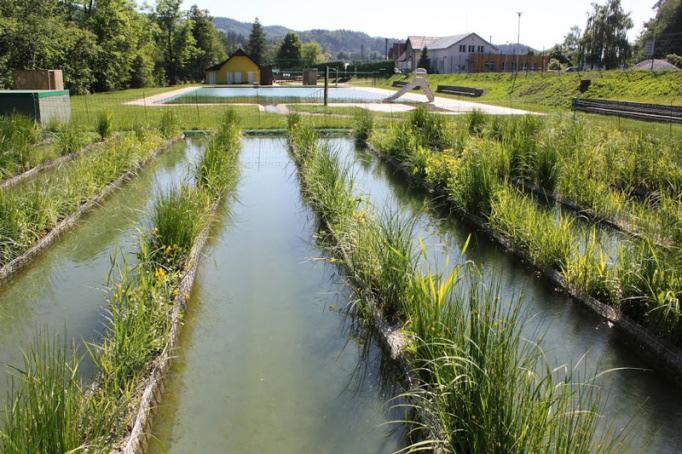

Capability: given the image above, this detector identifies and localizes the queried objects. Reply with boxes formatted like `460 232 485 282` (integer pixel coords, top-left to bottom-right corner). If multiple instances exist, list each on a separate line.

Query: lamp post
516 12 522 75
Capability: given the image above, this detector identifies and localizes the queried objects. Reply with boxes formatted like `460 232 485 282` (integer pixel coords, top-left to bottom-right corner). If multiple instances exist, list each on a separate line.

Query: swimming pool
161 86 389 104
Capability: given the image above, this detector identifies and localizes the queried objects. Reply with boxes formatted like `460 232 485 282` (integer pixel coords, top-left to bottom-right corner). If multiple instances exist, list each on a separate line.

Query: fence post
142 88 148 125
324 66 329 107
194 88 200 127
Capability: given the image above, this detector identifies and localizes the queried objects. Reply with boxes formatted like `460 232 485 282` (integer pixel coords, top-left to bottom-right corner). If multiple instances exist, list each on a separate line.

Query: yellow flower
155 267 167 280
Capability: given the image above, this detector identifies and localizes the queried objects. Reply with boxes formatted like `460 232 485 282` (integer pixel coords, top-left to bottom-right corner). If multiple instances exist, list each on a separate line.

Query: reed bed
289 117 619 453
0 129 165 267
0 111 241 451
0 115 99 181
367 107 682 348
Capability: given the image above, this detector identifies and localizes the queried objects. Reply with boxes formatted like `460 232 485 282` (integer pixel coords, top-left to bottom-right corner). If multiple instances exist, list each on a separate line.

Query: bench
436 85 484 97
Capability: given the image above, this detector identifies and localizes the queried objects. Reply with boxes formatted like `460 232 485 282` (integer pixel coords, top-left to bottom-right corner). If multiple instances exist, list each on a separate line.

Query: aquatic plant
1 114 243 450
159 110 179 139
352 108 374 144
288 121 618 453
0 132 164 267
96 112 113 140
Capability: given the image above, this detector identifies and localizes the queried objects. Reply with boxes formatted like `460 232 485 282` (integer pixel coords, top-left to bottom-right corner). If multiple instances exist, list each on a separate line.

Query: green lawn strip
354 70 682 108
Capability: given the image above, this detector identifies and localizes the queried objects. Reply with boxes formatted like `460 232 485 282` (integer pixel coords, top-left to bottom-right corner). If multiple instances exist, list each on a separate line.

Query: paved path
353 86 532 115
125 86 200 106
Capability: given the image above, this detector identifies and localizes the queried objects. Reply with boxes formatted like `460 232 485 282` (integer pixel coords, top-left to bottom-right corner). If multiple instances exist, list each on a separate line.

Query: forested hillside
0 0 226 94
214 16 395 59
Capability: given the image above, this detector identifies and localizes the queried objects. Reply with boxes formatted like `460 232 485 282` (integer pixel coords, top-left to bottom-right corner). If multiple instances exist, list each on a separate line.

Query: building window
484 61 495 71
459 45 465 52
468 45 474 52
478 45 484 52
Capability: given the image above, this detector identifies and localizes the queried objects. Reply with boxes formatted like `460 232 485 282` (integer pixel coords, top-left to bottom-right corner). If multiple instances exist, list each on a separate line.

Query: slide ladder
384 77 435 103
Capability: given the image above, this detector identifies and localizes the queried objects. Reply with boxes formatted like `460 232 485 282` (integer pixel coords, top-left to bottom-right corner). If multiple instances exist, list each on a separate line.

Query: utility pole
516 12 522 75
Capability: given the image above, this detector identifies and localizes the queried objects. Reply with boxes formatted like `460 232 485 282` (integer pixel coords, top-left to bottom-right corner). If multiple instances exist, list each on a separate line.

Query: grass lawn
352 70 682 110
70 86 357 131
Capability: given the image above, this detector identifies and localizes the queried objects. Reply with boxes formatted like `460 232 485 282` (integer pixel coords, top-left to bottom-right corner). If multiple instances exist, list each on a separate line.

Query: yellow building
205 49 261 85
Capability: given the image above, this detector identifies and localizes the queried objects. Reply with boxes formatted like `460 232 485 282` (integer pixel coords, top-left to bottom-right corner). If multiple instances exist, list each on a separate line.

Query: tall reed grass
0 111 242 450
289 120 619 453
0 131 164 266
369 107 682 347
0 114 41 178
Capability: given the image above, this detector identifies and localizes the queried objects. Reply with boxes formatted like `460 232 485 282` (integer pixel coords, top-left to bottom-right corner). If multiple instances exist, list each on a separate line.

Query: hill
213 17 396 58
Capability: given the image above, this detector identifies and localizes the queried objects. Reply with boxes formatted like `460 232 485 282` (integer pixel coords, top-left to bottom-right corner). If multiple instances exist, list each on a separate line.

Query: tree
155 0 183 84
0 0 99 93
276 32 302 69
417 46 431 72
579 0 633 69
86 0 157 91
222 31 247 54
548 45 571 65
187 5 226 81
247 17 266 65
301 41 322 67
637 0 682 59
562 25 582 65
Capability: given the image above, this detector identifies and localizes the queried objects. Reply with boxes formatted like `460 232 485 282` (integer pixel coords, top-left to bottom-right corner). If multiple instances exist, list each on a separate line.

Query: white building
397 33 498 73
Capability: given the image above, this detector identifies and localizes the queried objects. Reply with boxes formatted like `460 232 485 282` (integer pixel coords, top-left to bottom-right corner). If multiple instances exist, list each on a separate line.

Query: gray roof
407 33 497 51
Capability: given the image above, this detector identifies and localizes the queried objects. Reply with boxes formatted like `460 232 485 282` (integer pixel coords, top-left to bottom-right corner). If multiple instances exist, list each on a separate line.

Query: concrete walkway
125 86 200 106
353 86 532 115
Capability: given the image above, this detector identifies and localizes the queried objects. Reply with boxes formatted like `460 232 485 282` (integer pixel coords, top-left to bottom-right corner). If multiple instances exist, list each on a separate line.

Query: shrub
666 54 682 69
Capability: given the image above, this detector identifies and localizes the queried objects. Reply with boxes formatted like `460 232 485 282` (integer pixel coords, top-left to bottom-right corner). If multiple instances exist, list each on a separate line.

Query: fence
572 98 682 123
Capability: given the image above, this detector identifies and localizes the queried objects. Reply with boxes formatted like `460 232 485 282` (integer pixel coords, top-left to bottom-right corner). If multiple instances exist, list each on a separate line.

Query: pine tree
247 17 266 65
417 46 431 72
276 32 302 69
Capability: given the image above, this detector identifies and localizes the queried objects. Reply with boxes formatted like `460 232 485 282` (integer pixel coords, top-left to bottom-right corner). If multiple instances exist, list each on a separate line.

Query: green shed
0 90 71 125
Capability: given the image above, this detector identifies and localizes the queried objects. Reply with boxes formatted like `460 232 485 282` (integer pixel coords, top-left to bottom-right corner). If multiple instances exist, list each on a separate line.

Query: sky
181 0 655 49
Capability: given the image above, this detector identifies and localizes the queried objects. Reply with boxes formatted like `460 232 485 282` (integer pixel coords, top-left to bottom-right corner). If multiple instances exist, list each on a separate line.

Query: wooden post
324 66 329 106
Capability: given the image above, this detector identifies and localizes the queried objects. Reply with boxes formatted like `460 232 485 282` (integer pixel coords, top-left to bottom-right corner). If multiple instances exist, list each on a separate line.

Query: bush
666 54 682 69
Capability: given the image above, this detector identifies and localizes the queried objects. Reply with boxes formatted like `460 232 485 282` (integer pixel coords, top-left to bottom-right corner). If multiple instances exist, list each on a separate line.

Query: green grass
0 334 92 453
0 114 100 182
288 120 619 452
357 70 682 110
69 86 367 131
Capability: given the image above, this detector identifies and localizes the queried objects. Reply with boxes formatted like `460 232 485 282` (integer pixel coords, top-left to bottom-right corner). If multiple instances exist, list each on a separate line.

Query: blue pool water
162 86 389 104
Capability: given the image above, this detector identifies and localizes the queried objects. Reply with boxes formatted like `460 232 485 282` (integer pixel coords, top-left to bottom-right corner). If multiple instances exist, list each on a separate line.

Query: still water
149 138 403 453
0 140 202 408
